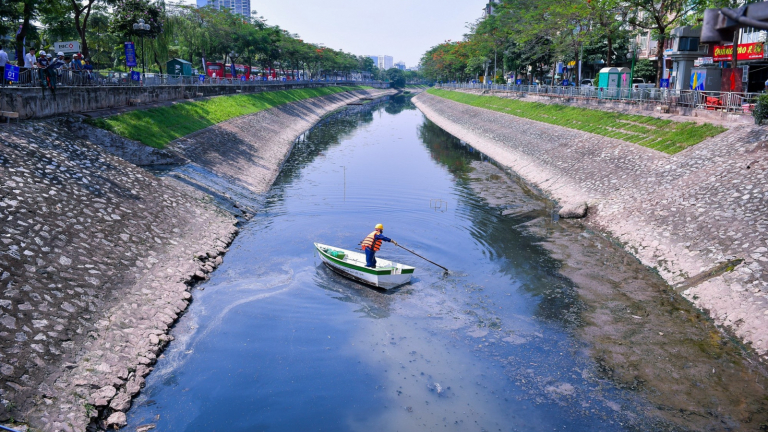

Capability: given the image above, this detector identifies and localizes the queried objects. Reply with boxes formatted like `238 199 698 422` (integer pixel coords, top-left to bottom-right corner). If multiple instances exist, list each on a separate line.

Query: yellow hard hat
375 224 384 230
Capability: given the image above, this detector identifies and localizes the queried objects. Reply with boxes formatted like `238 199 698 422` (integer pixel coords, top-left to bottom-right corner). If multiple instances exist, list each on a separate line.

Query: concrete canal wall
413 91 768 362
0 82 390 120
0 88 395 431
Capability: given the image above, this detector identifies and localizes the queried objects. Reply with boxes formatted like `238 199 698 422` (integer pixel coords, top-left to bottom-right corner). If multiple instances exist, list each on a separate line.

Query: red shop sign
713 42 765 61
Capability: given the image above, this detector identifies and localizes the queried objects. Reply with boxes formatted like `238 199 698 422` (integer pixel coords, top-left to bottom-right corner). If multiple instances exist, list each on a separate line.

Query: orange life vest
361 231 383 252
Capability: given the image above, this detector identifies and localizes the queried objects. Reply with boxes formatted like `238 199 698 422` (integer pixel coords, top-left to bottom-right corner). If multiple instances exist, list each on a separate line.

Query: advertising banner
713 42 764 62
125 42 137 67
54 41 80 54
690 70 706 90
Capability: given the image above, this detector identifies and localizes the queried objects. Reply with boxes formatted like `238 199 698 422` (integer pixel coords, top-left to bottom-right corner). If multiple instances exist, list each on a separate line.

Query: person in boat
361 224 397 268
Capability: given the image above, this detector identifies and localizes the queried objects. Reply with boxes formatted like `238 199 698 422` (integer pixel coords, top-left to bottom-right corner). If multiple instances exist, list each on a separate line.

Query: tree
386 68 406 88
70 0 99 58
627 0 701 87
587 0 631 67
633 58 657 81
9 0 40 66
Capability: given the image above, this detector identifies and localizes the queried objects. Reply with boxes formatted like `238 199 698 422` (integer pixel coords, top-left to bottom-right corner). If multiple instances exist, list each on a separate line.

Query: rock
109 390 132 411
125 377 143 396
136 424 156 432
149 334 159 345
214 256 223 266
91 385 117 406
559 202 588 219
106 411 127 428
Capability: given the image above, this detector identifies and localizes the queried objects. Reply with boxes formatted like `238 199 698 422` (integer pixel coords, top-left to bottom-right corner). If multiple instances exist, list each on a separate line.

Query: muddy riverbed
126 96 768 431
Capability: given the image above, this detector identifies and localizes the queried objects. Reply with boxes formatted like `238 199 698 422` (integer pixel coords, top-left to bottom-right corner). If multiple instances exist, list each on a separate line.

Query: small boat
314 243 415 289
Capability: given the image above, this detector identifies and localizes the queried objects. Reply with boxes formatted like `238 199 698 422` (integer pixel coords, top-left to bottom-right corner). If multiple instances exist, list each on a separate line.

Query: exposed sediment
414 91 768 361
0 88 394 431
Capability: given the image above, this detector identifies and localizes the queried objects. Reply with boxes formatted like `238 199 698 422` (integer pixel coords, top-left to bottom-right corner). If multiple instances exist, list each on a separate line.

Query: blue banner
660 78 670 88
689 72 704 91
125 42 137 68
131 71 141 81
199 74 206 83
4 64 20 82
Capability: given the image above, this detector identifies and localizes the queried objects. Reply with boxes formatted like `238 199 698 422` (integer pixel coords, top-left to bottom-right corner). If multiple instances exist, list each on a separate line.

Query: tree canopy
420 0 718 87
0 0 412 81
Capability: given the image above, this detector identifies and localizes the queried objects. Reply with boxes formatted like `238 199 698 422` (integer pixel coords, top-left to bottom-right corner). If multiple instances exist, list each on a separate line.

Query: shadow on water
418 119 583 329
419 119 768 431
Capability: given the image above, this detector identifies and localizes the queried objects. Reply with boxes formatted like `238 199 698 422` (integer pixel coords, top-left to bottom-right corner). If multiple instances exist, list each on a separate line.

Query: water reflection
124 95 768 432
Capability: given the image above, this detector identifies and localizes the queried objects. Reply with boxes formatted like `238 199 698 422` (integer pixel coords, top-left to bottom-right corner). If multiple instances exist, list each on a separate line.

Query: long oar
395 243 449 273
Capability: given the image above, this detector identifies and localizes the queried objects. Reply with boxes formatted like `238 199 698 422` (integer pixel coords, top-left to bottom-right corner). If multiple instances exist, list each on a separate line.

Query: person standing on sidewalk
0 45 9 86
24 48 35 69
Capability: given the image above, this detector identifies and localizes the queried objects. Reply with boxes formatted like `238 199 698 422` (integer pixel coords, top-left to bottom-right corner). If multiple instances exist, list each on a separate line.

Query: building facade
483 0 500 18
197 0 250 18
368 55 394 70
395 61 405 70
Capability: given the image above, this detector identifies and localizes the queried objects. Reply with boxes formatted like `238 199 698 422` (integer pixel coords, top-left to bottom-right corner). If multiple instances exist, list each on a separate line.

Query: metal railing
4 68 385 88
436 82 761 114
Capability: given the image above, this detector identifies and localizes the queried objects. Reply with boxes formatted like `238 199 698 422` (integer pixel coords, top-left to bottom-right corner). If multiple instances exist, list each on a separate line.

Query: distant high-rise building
483 0 500 17
367 55 394 70
380 55 394 70
395 61 406 70
197 0 250 18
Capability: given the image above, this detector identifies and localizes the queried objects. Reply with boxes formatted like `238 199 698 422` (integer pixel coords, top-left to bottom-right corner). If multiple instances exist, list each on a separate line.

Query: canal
127 96 768 431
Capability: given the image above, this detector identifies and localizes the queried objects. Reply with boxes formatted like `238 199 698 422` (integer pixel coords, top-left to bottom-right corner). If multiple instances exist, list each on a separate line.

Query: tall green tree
627 0 702 86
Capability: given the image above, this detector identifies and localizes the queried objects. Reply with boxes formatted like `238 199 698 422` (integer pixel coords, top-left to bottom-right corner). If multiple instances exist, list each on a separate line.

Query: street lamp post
627 46 637 97
133 19 150 80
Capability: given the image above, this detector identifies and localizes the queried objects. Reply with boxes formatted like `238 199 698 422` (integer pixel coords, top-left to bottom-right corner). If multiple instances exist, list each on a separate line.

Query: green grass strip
427 88 726 155
87 86 372 148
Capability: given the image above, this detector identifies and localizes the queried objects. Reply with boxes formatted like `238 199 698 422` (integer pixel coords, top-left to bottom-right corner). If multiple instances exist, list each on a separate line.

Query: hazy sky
189 0 488 68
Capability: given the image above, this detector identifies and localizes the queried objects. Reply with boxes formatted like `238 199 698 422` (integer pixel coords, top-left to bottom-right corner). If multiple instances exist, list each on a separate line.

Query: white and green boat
314 243 415 290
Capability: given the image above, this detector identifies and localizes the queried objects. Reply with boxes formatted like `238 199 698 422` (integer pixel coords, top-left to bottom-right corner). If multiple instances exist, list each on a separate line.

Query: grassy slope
88 86 372 148
427 88 726 155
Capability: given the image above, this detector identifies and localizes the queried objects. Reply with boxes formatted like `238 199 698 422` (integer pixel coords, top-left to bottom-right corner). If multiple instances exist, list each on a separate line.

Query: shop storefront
712 41 768 93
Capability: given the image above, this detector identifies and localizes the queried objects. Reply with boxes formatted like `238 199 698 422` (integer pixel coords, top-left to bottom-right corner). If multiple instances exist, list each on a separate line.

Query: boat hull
315 243 414 290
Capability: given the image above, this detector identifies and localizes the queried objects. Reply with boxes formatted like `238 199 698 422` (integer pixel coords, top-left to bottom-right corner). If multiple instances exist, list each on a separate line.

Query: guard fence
5 69 384 88
437 82 762 114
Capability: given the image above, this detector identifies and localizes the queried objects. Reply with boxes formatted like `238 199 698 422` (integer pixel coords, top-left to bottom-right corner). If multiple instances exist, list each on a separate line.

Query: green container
329 250 346 259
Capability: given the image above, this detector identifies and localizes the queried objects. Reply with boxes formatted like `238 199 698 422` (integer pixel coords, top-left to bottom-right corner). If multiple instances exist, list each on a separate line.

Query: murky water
127 96 768 431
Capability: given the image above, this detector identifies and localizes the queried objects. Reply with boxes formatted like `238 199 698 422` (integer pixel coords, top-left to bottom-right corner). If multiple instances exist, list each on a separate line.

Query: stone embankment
414 91 768 361
0 82 391 120
0 87 394 431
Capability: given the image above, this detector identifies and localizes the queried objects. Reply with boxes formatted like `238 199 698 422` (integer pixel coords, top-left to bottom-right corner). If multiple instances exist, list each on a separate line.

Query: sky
188 0 489 68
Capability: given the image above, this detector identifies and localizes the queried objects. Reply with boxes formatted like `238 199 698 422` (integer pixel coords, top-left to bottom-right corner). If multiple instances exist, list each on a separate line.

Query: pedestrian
36 50 56 99
21 47 36 85
24 48 35 68
0 45 8 85
82 58 93 82
361 224 397 268
72 53 83 72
